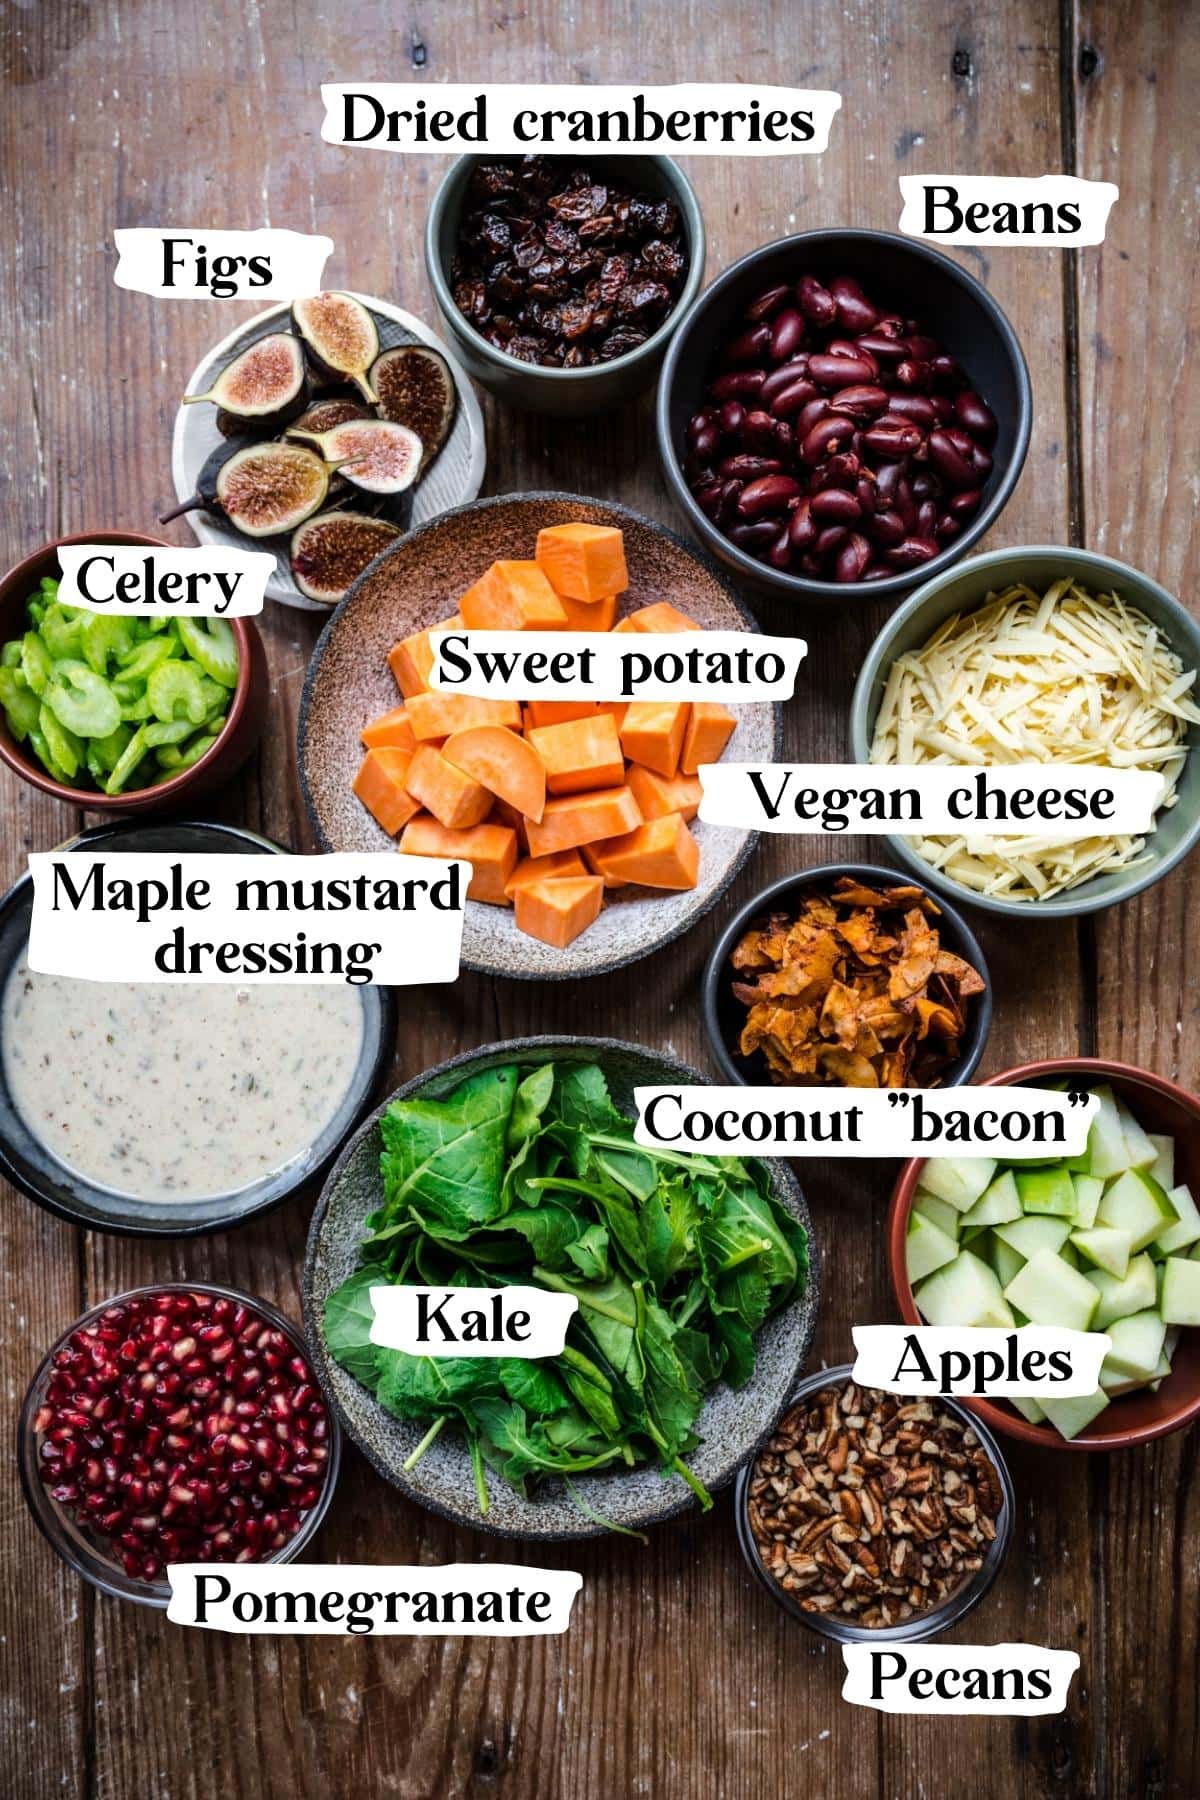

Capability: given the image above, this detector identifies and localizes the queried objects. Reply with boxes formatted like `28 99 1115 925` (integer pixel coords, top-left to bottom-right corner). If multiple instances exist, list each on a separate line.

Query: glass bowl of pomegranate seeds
657 229 1031 602
18 1283 341 1607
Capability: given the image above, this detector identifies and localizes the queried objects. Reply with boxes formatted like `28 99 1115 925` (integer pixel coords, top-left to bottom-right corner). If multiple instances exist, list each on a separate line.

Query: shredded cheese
868 578 1200 900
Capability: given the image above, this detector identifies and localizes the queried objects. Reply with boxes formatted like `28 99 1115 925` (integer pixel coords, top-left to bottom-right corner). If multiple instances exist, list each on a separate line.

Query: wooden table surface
2 3 1197 1795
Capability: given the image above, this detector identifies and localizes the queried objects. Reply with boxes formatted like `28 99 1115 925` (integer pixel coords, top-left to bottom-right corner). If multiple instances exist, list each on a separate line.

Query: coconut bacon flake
868 578 1200 901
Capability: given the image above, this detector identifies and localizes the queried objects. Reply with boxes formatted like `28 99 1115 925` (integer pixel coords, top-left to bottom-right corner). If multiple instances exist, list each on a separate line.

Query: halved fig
289 394 372 435
290 511 402 605
183 332 307 419
286 418 421 495
162 440 331 537
292 293 379 401
371 345 457 473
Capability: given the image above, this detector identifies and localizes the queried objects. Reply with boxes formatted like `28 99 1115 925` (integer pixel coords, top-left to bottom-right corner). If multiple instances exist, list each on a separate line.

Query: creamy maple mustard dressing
1 959 364 1201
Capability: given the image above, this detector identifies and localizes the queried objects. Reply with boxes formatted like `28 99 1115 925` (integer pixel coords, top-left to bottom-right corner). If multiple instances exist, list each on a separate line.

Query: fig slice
286 418 422 495
183 332 307 419
370 345 457 473
289 395 373 435
162 440 331 537
289 510 402 605
292 292 380 402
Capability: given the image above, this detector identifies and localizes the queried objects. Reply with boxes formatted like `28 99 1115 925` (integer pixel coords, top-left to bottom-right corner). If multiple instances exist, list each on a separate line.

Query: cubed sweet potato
442 725 546 823
619 701 689 778
626 764 703 822
460 560 568 631
387 613 464 697
352 748 419 836
405 744 493 830
525 699 599 729
514 875 605 947
535 523 628 602
681 701 736 773
524 785 643 858
612 602 701 635
590 812 700 890
558 592 619 633
399 816 518 905
527 713 625 796
503 849 589 899
405 693 523 741
360 705 417 753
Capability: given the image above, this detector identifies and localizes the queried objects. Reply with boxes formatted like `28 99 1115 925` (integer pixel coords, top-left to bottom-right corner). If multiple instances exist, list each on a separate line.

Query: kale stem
402 1414 448 1472
671 1456 713 1511
718 1236 774 1272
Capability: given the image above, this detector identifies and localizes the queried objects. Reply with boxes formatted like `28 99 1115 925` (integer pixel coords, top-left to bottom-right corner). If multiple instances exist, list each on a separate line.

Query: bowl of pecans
735 1366 1014 1642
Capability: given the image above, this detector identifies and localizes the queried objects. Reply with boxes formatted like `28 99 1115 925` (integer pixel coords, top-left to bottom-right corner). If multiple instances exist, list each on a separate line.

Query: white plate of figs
170 292 486 611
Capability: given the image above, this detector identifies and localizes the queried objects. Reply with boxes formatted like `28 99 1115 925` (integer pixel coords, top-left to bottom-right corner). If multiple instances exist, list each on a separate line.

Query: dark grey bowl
425 154 705 416
302 1036 820 1541
657 228 1032 604
702 862 992 1089
734 1364 1014 1643
0 819 395 1236
850 546 1200 918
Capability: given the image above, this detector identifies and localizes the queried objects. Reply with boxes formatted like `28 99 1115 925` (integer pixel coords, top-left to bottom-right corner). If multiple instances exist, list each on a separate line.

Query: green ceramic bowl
424 153 705 417
849 545 1200 918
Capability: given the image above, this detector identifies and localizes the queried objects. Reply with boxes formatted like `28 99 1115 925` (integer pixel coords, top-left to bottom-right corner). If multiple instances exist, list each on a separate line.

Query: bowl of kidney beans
657 230 1031 601
18 1284 341 1607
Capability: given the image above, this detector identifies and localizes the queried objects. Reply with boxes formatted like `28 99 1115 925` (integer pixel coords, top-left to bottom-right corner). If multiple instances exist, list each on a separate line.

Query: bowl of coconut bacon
0 820 395 1235
850 547 1200 918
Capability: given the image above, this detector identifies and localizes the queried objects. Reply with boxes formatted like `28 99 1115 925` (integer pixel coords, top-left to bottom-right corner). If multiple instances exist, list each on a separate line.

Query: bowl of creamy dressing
0 820 396 1235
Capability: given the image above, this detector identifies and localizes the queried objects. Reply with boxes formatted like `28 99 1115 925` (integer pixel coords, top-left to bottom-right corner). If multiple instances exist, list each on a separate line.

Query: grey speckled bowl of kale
302 1037 820 1540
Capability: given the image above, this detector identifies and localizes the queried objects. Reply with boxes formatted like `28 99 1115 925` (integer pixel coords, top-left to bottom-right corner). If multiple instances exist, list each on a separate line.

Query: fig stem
180 392 214 406
158 494 205 523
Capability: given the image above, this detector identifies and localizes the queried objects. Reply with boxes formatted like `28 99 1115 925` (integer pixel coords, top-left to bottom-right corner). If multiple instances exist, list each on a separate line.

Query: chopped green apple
993 1214 1072 1260
1161 1256 1200 1326
1070 1085 1132 1180
1115 1095 1159 1170
1069 1226 1133 1280
1085 1253 1158 1330
1148 1133 1175 1192
961 1169 1023 1228
913 1190 962 1241
1010 1396 1047 1424
988 1235 1026 1288
905 1210 959 1284
915 1250 1015 1328
1101 1309 1167 1383
1071 1174 1105 1230
1003 1249 1099 1331
1156 1183 1200 1255
1016 1166 1077 1219
917 1156 997 1212
1097 1168 1178 1251
1040 1388 1110 1440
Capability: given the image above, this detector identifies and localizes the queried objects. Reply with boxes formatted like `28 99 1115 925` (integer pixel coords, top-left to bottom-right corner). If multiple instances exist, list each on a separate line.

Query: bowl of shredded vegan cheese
851 547 1200 916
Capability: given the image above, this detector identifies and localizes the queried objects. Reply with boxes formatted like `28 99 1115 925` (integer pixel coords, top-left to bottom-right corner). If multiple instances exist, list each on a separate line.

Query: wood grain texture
0 1 1195 1795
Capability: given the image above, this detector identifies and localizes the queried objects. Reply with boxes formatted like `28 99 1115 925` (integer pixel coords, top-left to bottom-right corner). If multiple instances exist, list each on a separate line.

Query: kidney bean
863 418 924 459
856 476 877 516
942 425 974 456
906 335 940 362
738 473 802 518
710 369 766 402
885 392 937 428
861 563 897 581
916 499 939 538
868 508 906 548
759 358 812 407
692 423 720 465
887 536 940 570
930 353 962 388
836 533 873 583
742 409 778 452
794 396 833 438
935 514 961 543
927 429 977 489
970 444 993 477
814 452 861 490
828 337 875 364
894 478 917 530
795 274 838 327
723 323 772 367
692 481 724 519
895 358 932 390
856 331 909 363
718 453 782 480
909 471 939 501
773 420 795 456
744 283 792 322
797 552 823 576
729 519 783 552
800 414 856 465
767 525 795 570
829 383 890 419
718 399 747 437
811 487 863 525
815 524 850 558
717 479 742 525
809 352 876 389
948 486 982 520
931 394 954 422
829 274 879 333
787 499 817 549
769 308 806 363
769 377 821 419
874 460 903 507
686 409 716 446
955 390 998 443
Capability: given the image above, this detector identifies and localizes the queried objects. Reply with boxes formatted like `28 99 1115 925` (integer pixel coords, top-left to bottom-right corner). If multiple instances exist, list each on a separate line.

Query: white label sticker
168 1563 582 1636
27 852 465 986
851 1326 1111 1398
57 545 272 617
898 175 1117 246
368 1286 578 1358
113 227 334 300
430 631 805 703
842 1643 1080 1715
632 1085 1096 1159
696 763 1163 839
321 84 841 156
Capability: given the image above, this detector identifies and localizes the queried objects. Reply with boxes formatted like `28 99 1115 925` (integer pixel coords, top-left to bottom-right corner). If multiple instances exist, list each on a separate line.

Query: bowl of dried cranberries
18 1283 340 1607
